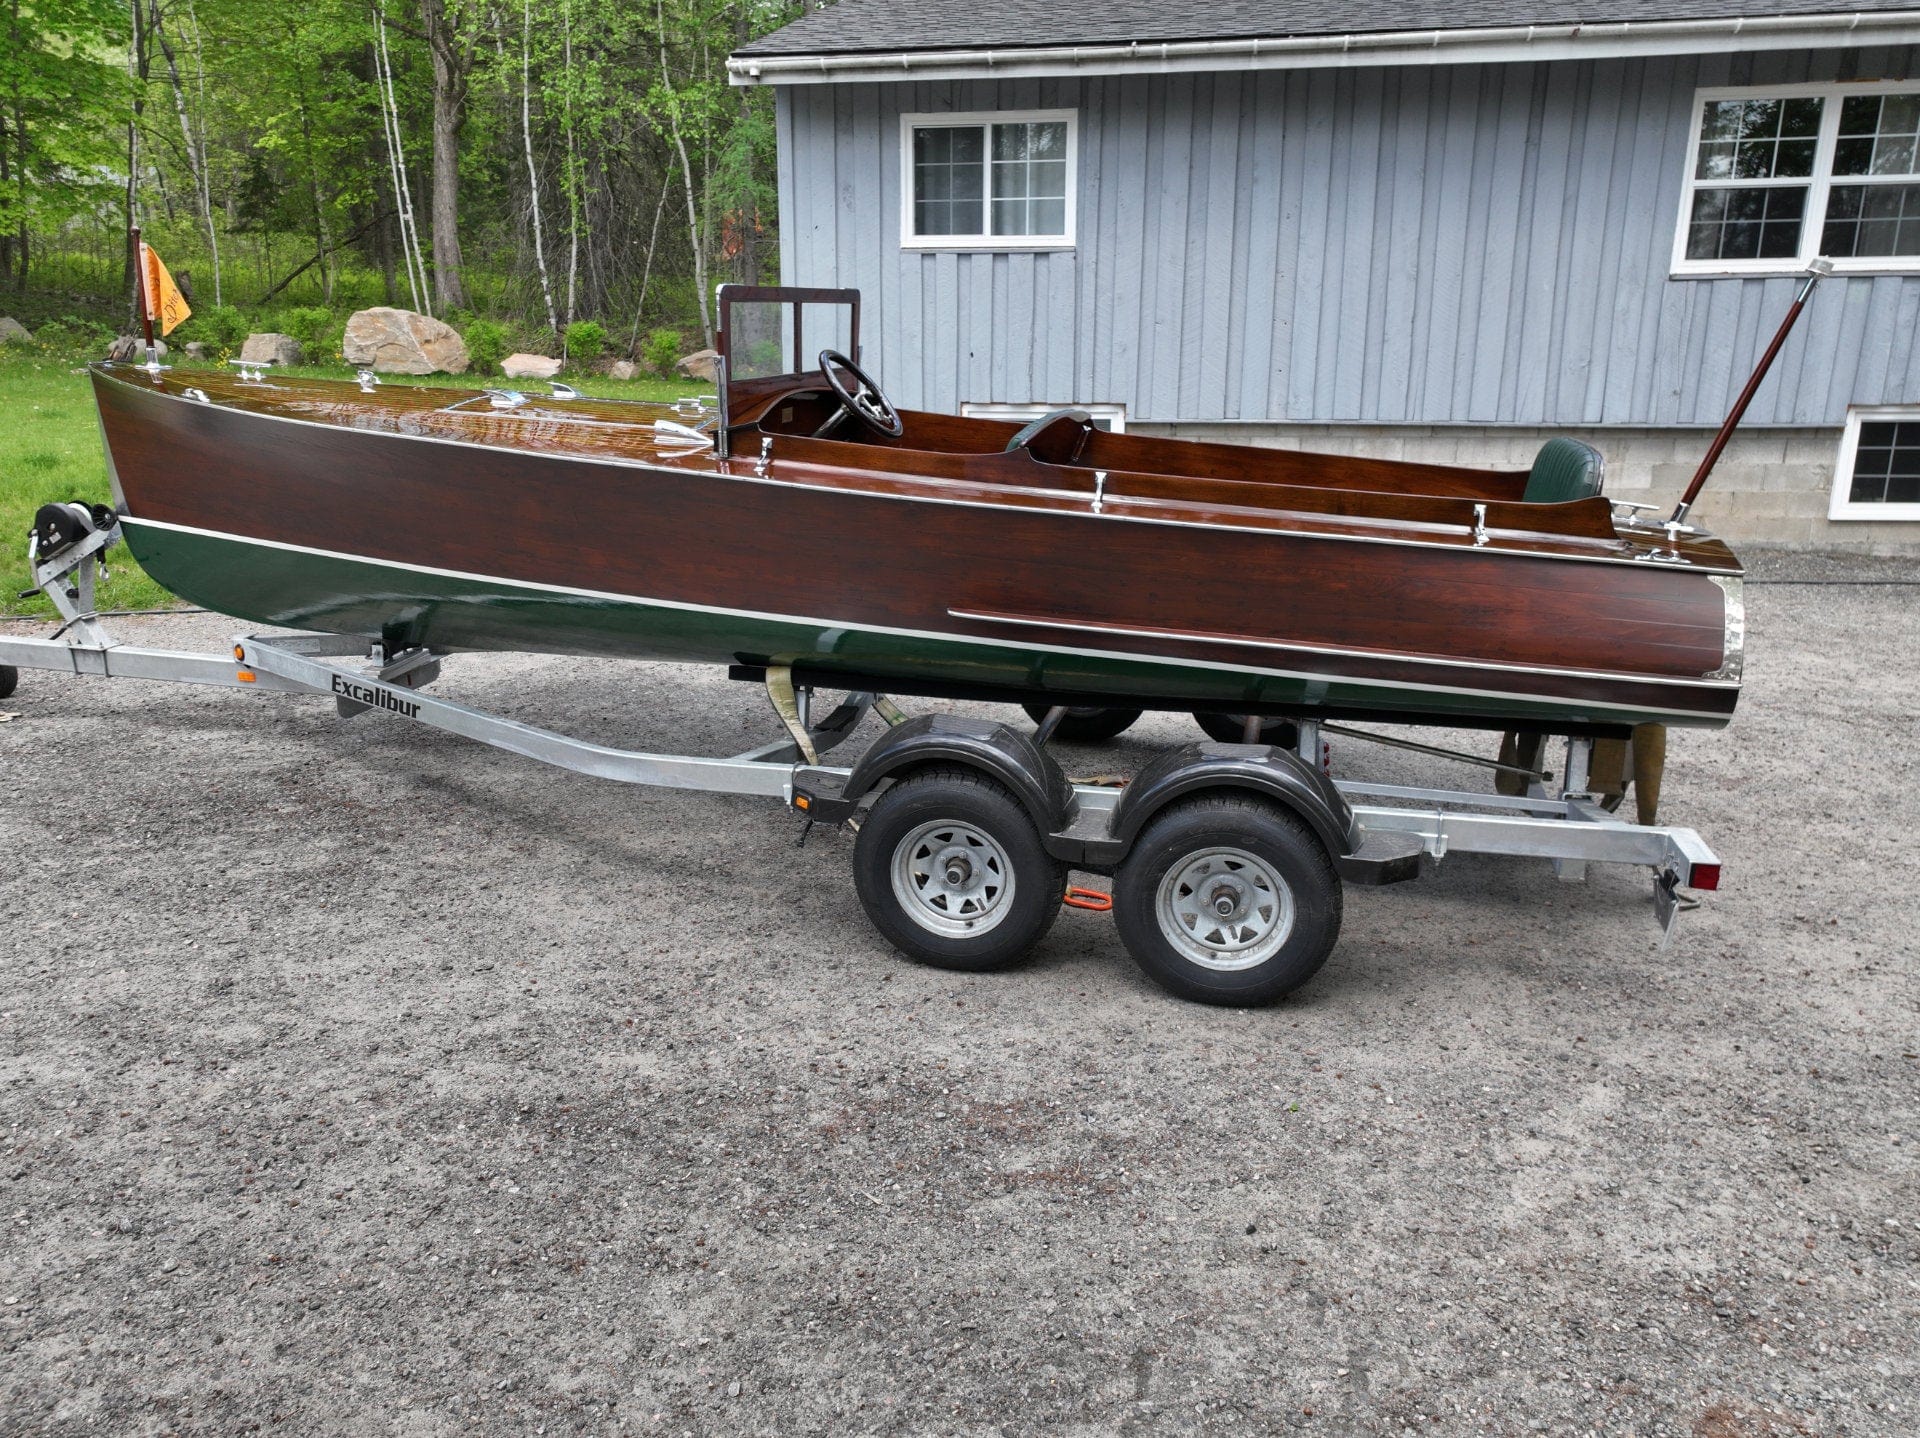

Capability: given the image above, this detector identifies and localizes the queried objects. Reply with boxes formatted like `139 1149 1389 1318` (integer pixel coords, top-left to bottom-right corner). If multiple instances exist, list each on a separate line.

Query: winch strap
765 665 819 766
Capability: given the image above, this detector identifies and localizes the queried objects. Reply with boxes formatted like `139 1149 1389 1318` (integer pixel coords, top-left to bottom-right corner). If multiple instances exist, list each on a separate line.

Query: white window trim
1671 79 1920 279
1830 405 1920 520
961 400 1125 431
900 109 1077 252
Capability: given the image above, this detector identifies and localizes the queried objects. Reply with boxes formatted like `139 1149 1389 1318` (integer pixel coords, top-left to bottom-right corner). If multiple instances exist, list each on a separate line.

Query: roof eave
728 10 1920 85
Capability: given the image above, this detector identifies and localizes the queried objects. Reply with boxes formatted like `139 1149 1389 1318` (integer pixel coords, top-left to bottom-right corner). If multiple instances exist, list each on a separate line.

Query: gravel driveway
2 566 1915 1436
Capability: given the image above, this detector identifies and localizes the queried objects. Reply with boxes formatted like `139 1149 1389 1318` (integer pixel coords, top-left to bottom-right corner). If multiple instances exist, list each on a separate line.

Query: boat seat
1005 408 1093 464
1523 437 1606 503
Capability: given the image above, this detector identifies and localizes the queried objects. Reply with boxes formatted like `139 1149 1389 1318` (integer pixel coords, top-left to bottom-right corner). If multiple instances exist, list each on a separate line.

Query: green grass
0 350 709 618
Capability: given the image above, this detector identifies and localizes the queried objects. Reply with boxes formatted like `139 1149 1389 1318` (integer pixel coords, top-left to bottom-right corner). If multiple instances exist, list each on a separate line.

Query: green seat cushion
1523 437 1606 504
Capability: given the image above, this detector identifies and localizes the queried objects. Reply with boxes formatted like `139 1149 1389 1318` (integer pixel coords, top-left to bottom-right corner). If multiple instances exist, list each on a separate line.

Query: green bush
563 319 607 367
279 306 341 361
186 304 249 354
743 337 782 378
33 314 116 356
642 327 681 377
463 318 508 375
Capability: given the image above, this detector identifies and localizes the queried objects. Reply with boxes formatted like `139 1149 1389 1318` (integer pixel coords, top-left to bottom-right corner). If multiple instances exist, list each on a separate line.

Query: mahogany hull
91 365 1742 731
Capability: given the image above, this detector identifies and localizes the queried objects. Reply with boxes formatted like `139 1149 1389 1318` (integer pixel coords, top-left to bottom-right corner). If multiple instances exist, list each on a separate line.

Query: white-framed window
900 110 1076 251
1830 406 1920 520
961 401 1125 432
1673 82 1920 277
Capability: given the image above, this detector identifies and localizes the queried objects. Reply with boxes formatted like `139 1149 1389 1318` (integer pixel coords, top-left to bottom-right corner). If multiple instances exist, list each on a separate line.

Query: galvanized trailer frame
3 516 1720 978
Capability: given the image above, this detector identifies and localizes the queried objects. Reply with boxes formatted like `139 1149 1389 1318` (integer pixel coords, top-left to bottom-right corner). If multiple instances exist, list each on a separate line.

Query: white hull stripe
123 515 1734 721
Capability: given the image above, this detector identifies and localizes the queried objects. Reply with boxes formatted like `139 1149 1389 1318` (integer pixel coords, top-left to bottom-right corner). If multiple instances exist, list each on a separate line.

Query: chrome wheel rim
1155 846 1295 971
891 819 1016 937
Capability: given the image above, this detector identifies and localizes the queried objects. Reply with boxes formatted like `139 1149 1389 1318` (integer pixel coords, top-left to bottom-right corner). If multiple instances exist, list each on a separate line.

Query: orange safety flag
140 242 192 336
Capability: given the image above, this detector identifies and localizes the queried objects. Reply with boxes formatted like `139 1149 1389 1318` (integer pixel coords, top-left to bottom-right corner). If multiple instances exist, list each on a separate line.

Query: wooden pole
131 225 158 370
1670 258 1832 526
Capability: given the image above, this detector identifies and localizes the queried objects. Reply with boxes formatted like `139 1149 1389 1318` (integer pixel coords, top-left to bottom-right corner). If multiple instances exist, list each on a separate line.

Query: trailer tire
1113 794 1341 1005
1021 704 1143 743
853 766 1068 972
0 665 15 701
1193 712 1300 748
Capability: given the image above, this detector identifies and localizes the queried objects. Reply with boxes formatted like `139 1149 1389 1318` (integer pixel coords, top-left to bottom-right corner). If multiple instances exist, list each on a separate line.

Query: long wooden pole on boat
130 225 158 371
1669 257 1832 529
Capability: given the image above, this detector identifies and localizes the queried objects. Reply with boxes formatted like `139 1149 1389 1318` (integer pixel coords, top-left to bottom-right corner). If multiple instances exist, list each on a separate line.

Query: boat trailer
3 513 1720 1005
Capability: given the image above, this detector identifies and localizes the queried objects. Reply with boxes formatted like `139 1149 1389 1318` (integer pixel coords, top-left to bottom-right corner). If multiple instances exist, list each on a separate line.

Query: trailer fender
793 713 1073 832
1100 743 1357 867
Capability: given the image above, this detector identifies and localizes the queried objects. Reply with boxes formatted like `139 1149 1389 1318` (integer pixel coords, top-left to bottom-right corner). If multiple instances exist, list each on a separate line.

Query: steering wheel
818 349 903 438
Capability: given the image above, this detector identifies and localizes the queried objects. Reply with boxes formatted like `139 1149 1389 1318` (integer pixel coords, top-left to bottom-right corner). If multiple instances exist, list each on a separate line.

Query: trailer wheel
1021 704 1143 743
0 665 15 701
853 766 1067 971
1113 794 1341 1005
1193 712 1299 748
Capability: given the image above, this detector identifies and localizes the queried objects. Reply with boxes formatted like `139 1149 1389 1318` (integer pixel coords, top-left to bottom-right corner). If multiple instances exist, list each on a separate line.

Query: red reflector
1689 862 1721 892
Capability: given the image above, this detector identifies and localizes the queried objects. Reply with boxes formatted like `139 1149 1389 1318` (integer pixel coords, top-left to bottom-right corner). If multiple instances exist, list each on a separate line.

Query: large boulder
0 317 31 345
676 348 720 383
240 332 302 366
342 307 469 375
606 359 637 381
500 352 562 380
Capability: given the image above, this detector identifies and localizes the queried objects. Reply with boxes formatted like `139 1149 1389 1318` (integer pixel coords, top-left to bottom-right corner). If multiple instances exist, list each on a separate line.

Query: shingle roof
737 0 1917 55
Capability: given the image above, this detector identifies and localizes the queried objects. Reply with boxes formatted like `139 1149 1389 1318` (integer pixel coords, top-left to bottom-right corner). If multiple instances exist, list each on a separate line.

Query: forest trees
4 0 801 350
1 0 128 291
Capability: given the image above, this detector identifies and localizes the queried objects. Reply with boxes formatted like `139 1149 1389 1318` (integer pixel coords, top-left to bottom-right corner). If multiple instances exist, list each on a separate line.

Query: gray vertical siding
774 47 1920 427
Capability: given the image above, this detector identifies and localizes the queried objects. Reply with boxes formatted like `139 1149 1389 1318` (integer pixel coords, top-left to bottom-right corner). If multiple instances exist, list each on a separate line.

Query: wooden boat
88 284 1745 734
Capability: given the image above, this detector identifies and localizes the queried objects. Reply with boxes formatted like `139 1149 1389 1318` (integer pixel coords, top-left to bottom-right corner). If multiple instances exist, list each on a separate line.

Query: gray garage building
730 0 1920 550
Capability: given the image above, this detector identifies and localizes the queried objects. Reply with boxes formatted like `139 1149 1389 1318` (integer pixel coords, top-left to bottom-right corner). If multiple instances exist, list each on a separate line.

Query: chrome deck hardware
357 369 381 393
1471 503 1490 545
1092 470 1108 514
229 359 271 383
486 389 527 411
651 418 710 448
550 381 580 401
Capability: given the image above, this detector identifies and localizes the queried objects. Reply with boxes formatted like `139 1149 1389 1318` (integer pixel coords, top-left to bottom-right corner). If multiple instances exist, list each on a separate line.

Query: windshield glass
722 295 856 381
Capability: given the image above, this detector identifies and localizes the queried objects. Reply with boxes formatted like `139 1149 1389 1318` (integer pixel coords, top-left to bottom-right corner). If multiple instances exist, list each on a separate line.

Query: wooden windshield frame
716 285 863 424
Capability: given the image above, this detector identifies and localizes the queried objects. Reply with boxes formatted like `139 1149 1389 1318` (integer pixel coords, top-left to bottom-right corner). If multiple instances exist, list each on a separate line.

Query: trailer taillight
1689 862 1721 892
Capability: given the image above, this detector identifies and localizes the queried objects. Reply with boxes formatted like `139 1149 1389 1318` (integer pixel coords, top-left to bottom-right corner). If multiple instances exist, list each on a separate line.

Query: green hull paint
122 520 1700 727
